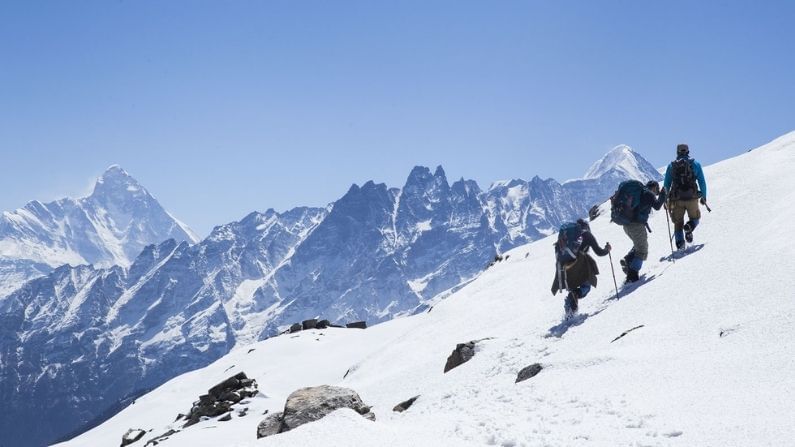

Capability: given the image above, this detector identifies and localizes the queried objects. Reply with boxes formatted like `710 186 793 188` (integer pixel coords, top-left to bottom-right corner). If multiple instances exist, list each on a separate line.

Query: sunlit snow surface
60 134 795 446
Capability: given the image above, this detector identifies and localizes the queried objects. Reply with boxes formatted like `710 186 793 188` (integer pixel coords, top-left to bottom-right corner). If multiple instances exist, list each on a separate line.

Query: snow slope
60 133 795 446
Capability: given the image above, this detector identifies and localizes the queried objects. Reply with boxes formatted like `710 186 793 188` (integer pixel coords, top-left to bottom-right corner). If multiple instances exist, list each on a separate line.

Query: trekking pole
608 250 621 300
663 203 675 261
703 201 712 213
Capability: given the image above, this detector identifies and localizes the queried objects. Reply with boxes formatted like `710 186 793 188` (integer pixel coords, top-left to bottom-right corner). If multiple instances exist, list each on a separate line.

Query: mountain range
0 146 660 446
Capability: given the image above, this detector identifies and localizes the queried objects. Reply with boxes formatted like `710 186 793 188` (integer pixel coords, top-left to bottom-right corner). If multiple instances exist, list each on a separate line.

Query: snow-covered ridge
59 132 795 447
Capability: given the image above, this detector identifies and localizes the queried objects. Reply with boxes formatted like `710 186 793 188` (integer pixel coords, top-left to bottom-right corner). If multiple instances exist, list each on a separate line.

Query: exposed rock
316 319 331 329
183 372 258 427
393 395 420 413
515 363 543 383
444 341 476 373
346 321 367 329
589 204 601 221
257 412 284 438
289 323 302 333
302 319 318 330
120 428 146 447
282 385 374 432
144 429 177 447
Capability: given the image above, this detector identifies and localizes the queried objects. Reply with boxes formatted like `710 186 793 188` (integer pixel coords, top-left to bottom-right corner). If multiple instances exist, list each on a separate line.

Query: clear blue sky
2 1 794 236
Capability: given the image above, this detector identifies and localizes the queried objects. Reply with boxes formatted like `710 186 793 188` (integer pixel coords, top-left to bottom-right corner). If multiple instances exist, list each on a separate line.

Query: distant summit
582 144 661 181
0 165 198 296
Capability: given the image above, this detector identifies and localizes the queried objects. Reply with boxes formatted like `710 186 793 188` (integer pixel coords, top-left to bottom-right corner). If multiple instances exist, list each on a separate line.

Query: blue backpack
610 180 645 225
556 222 584 264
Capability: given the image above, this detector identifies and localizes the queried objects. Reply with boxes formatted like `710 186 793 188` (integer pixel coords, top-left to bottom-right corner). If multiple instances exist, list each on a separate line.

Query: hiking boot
625 269 640 283
676 239 686 250
684 222 694 243
564 292 578 315
620 251 634 274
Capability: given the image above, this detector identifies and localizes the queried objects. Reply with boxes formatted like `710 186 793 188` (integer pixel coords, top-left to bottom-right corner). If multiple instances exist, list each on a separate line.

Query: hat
676 144 690 157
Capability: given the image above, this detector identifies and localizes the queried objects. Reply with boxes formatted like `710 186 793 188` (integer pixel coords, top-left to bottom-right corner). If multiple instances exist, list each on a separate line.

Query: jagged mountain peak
583 144 661 181
89 165 152 203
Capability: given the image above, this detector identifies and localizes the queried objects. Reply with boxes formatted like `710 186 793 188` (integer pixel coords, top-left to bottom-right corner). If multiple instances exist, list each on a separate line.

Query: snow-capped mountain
0 147 660 447
57 132 795 447
0 166 199 296
582 144 661 180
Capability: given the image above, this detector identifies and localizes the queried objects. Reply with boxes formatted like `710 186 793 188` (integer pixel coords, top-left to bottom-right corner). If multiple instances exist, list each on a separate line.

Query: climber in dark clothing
551 219 611 317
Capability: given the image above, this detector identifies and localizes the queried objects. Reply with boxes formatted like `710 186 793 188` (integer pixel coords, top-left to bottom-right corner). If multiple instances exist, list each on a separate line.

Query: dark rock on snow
393 395 420 413
444 341 477 373
183 372 258 427
346 321 367 329
120 428 146 447
515 363 543 383
302 318 317 330
289 323 303 333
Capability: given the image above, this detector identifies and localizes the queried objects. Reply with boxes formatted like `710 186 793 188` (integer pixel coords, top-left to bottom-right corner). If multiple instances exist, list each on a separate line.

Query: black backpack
670 158 698 200
555 222 584 264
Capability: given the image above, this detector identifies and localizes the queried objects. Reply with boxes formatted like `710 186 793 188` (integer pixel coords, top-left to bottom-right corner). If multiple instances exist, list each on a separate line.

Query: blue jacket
664 156 707 200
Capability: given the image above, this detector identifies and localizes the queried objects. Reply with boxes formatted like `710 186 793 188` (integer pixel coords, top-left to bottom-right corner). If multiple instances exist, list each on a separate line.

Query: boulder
289 323 302 333
257 412 284 438
120 428 146 447
392 395 419 413
346 321 367 329
444 341 476 373
515 363 543 383
316 319 331 329
302 319 318 330
282 385 374 431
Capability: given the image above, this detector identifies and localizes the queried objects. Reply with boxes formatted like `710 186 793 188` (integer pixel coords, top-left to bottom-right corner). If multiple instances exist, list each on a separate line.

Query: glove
604 242 611 252
700 197 706 205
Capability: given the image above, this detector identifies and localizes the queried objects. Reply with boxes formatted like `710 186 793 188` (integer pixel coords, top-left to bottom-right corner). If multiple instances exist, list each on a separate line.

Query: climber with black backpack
551 218 611 317
663 144 708 250
610 179 666 283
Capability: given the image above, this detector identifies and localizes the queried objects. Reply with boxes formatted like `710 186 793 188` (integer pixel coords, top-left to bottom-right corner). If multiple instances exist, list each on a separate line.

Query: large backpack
669 158 698 200
610 180 645 225
556 222 584 264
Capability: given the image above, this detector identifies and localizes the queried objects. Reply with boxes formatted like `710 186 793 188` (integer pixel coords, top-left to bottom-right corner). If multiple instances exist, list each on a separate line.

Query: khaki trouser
623 223 649 260
669 199 701 232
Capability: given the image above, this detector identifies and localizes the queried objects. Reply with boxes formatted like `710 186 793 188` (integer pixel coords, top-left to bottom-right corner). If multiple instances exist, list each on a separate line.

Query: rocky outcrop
256 385 374 439
346 321 367 329
120 428 146 447
515 363 543 383
183 372 258 427
393 395 420 413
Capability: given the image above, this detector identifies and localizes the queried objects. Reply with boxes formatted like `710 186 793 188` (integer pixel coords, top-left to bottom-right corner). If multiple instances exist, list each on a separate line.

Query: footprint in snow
663 430 683 438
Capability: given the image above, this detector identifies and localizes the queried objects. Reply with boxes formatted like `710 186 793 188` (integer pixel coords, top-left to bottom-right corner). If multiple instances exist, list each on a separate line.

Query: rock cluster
182 372 258 427
283 319 359 334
